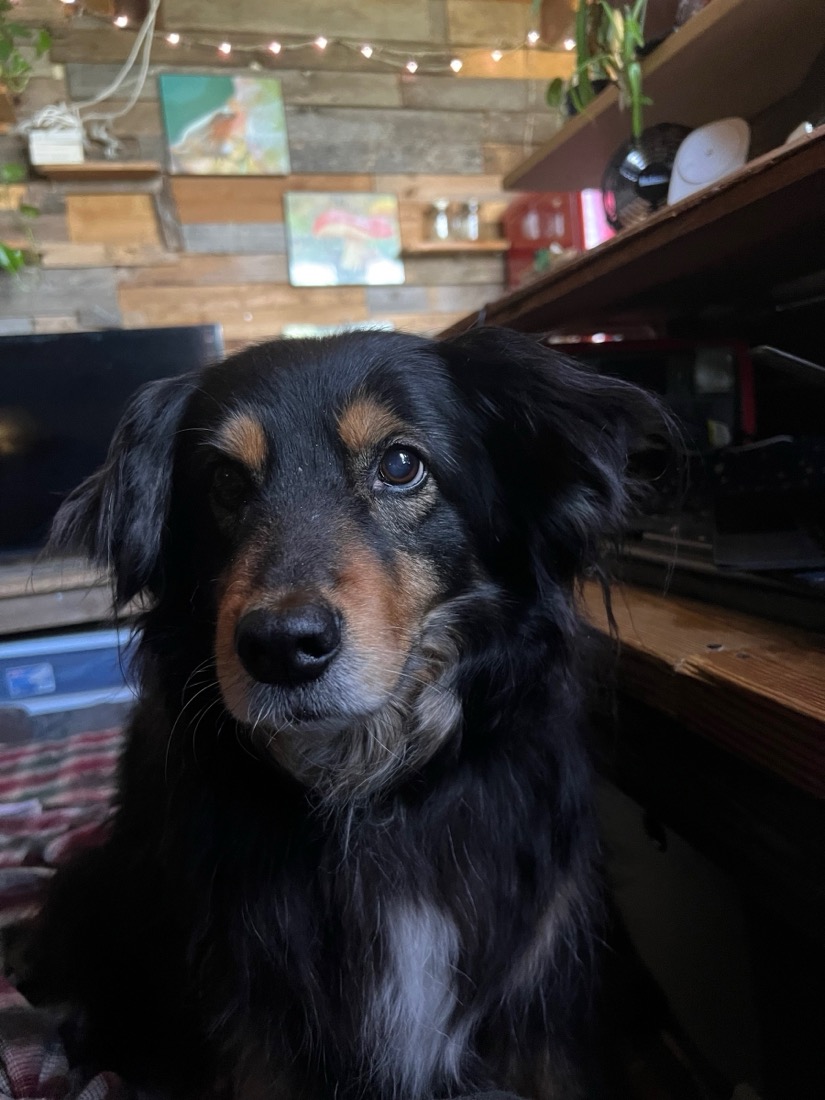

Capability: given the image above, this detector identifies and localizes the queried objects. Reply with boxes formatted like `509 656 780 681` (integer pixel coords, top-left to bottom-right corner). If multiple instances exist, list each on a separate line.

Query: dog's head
52 329 655 801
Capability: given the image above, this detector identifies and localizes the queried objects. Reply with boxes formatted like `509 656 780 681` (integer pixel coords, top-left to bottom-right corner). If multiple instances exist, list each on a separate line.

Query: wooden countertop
583 582 825 798
0 556 117 636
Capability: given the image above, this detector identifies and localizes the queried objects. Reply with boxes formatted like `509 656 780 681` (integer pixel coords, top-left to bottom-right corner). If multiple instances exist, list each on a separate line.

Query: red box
502 192 584 252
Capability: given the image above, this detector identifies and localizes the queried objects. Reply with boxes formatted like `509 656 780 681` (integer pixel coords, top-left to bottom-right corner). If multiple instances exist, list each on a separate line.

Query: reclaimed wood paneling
171 175 371 224
454 48 572 79
118 283 369 341
446 0 532 45
375 173 505 201
180 223 287 254
365 286 430 314
482 141 539 174
39 243 177 268
482 110 560 144
401 253 505 285
369 311 469 335
278 70 402 108
165 0 436 41
121 253 290 287
400 75 533 112
285 107 485 174
66 194 161 245
426 283 501 312
0 268 121 320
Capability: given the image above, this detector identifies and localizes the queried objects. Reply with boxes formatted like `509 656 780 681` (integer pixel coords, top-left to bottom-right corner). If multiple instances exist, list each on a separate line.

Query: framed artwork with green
284 193 405 287
158 73 290 176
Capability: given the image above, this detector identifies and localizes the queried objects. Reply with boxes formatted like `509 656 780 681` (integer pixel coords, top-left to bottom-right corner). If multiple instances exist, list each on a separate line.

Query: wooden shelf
506 0 825 192
401 239 509 256
583 581 825 797
34 161 162 182
441 127 825 336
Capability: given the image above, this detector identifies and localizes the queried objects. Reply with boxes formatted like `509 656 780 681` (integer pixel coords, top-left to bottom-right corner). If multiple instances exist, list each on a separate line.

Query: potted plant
546 0 650 141
0 0 51 273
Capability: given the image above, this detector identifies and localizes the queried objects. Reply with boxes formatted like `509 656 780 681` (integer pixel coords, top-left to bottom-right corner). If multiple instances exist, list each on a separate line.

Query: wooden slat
121 253 289 287
35 161 161 181
164 0 434 42
0 185 25 211
583 582 825 797
170 175 372 224
66 193 161 246
369 311 470 336
453 47 573 80
38 243 178 268
373 174 505 202
402 240 508 255
118 283 369 341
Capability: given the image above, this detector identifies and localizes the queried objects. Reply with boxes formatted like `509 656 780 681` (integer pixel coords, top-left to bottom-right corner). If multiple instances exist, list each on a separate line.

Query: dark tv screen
0 325 223 556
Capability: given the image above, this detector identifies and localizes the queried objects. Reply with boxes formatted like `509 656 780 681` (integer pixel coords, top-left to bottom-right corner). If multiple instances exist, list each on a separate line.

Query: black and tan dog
29 327 656 1099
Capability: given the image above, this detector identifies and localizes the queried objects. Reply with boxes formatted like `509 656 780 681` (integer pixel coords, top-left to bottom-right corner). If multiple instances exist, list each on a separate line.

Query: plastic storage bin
0 627 138 717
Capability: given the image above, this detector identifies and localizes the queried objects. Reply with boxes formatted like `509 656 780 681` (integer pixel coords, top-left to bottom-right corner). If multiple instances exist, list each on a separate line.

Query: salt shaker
428 199 451 241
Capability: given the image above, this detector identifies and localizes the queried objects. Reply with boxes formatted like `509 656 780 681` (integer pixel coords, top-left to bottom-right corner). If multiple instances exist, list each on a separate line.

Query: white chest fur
365 901 470 1098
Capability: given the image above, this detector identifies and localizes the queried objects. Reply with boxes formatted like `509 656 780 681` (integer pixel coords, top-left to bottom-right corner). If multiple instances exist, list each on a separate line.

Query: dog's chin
217 657 461 803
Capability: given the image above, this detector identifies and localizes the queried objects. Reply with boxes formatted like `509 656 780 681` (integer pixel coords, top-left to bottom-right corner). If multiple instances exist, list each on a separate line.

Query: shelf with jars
404 198 509 256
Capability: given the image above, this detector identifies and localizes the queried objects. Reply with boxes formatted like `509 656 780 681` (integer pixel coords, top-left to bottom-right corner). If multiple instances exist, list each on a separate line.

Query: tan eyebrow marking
337 398 405 453
217 412 268 473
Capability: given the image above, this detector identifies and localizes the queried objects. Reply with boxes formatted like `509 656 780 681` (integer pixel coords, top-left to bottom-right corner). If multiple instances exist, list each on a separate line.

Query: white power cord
15 0 161 159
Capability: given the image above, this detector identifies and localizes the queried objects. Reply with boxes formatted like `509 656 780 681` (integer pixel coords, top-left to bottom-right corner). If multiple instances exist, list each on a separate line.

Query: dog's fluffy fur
28 328 655 1099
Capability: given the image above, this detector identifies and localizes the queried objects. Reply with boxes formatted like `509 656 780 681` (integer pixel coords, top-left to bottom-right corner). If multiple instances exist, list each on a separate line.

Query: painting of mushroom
158 73 290 176
284 192 405 287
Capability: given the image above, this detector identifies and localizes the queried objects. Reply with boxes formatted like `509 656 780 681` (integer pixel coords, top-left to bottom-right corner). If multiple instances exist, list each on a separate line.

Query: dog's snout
235 604 341 686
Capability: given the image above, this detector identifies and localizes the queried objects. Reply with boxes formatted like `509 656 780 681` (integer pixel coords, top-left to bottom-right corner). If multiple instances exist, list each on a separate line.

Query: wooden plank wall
1 0 572 351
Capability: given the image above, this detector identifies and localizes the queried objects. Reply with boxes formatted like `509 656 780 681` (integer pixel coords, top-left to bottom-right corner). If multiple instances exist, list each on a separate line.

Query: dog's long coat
29 329 653 1099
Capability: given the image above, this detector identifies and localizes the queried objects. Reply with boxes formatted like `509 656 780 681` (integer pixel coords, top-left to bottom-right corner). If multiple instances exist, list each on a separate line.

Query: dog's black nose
235 604 341 686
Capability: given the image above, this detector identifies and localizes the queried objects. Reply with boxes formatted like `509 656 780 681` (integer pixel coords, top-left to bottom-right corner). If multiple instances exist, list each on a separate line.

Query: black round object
601 123 692 231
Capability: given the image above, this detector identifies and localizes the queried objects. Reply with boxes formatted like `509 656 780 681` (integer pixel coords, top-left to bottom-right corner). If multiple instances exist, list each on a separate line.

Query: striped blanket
0 726 125 1098
0 727 121 929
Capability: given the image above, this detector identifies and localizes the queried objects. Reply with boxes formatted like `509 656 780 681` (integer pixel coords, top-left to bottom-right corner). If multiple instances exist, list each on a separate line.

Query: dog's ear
49 375 194 605
440 327 662 590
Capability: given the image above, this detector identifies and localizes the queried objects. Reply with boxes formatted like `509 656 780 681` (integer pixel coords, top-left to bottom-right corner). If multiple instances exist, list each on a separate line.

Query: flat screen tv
0 325 223 557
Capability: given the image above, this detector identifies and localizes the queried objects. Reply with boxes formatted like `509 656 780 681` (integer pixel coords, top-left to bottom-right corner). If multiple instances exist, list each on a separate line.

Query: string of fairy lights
54 0 576 77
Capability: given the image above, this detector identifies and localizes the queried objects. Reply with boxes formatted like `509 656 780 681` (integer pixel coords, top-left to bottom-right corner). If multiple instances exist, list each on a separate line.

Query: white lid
667 117 751 204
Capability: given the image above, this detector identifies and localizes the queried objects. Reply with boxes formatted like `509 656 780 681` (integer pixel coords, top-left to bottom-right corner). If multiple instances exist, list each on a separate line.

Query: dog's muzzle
235 601 342 686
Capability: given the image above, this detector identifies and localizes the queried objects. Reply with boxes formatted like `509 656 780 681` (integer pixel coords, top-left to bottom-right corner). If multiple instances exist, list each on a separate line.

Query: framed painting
158 73 290 176
284 192 405 287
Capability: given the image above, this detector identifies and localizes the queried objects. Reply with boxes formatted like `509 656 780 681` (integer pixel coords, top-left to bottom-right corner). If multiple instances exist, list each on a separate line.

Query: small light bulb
268 41 282 55
166 33 180 45
563 36 576 51
527 30 540 45
449 57 463 73
491 49 503 62
59 0 77 6
406 59 418 73
315 36 328 50
218 41 231 55
361 44 374 59
114 15 128 28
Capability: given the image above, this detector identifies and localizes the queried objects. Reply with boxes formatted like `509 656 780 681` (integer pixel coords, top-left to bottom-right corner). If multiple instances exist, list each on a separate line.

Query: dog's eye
377 446 426 489
210 463 250 511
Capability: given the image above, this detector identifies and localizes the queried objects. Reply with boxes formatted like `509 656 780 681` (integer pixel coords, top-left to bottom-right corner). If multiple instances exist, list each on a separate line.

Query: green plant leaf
0 37 13 63
5 23 31 38
18 202 39 219
546 77 565 108
0 242 26 274
33 28 51 56
0 162 26 183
